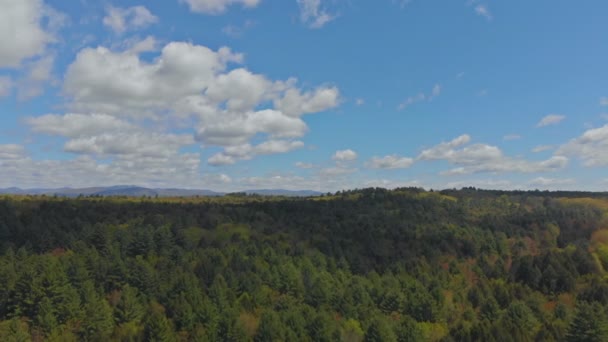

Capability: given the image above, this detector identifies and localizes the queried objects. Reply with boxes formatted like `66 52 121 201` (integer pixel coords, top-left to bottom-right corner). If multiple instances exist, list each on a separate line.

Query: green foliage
566 302 608 342
1 189 608 340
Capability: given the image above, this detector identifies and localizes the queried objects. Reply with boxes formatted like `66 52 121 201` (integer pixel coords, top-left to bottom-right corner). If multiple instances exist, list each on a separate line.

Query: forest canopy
1 188 608 341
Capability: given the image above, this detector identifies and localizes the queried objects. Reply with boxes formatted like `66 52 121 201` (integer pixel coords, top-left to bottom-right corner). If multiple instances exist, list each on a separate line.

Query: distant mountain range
0 185 323 197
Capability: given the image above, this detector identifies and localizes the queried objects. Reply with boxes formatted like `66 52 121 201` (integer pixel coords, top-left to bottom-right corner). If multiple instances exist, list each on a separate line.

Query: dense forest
1 188 608 341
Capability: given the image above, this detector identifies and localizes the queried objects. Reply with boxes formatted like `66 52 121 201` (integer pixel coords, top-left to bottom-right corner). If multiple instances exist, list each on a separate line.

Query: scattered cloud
419 135 568 175
532 145 553 153
503 134 521 141
332 149 358 162
320 166 356 176
355 98 365 106
528 177 575 188
295 161 314 169
474 4 492 20
222 20 255 38
208 140 304 165
398 83 441 110
103 5 158 34
556 124 608 167
297 0 336 29
16 54 55 100
0 147 203 190
601 97 608 106
367 155 414 169
537 114 566 127
180 0 261 14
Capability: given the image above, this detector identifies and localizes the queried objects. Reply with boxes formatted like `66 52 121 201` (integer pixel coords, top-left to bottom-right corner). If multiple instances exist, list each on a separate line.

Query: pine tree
566 302 608 342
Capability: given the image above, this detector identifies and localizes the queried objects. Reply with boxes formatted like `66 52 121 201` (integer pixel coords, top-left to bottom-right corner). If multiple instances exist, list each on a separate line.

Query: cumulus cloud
332 149 358 162
27 113 194 159
27 113 133 137
275 86 340 117
63 41 339 161
419 135 568 175
0 0 63 67
208 140 304 165
367 155 414 169
537 114 565 127
103 5 158 34
181 0 261 14
556 124 608 166
297 0 336 29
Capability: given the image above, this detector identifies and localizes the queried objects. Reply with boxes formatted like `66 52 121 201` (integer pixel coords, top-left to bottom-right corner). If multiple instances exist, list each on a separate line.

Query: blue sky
1 0 608 191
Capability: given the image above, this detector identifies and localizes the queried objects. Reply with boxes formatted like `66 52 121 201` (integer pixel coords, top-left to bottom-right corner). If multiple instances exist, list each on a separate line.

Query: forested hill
2 188 608 341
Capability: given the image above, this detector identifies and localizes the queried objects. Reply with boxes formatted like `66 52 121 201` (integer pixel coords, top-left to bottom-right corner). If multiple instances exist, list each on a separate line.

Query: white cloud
537 114 565 127
0 144 26 160
208 140 304 165
63 41 338 161
532 145 553 153
556 124 608 167
528 177 575 188
474 4 492 20
275 86 340 117
27 113 133 137
208 153 236 166
27 112 194 159
355 98 365 106
0 0 62 67
332 149 358 161
181 0 261 14
320 166 356 176
367 155 414 169
419 135 568 175
397 83 441 110
297 0 336 29
63 132 194 158
600 97 608 106
0 144 206 189
503 134 521 141
295 161 314 169
16 54 55 100
222 20 255 38
103 5 158 34
0 77 13 97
